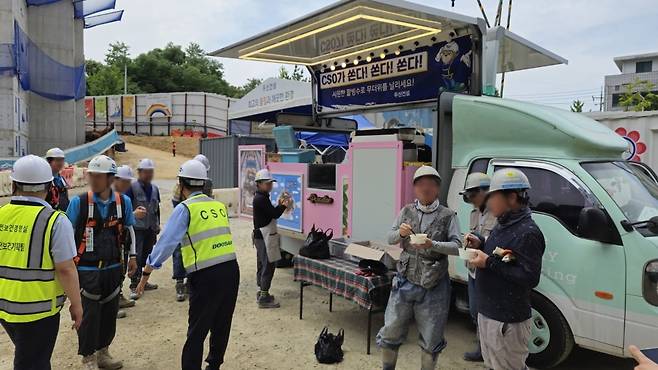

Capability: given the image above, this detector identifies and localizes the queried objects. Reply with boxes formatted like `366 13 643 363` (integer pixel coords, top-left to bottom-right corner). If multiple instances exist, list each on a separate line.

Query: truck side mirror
578 207 616 243
647 216 658 235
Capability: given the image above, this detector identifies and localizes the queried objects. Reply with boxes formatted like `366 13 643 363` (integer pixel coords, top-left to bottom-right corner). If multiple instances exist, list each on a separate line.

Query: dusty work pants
182 260 240 370
376 274 451 355
253 235 275 291
478 313 532 370
77 266 123 356
131 229 157 285
1 313 60 370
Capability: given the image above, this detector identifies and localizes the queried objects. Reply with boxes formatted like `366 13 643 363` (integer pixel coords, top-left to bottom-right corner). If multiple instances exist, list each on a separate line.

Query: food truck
211 0 658 367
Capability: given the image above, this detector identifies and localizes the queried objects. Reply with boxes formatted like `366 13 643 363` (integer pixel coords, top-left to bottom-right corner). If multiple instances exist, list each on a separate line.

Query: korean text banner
316 36 472 113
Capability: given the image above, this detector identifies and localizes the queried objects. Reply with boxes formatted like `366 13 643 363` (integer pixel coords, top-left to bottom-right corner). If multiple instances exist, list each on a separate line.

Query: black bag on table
299 225 333 260
314 327 344 364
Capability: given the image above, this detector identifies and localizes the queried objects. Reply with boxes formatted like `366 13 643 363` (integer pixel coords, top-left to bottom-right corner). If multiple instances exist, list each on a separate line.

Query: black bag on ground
314 327 344 364
299 225 333 259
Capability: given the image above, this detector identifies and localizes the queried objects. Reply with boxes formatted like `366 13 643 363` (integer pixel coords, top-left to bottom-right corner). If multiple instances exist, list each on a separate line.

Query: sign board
228 77 311 120
270 173 304 232
94 97 107 121
108 96 122 122
85 98 94 120
316 35 473 113
122 96 136 119
238 145 266 218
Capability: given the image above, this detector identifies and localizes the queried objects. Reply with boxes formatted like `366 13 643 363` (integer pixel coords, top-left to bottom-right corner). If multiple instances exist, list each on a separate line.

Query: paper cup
459 248 478 260
410 234 428 245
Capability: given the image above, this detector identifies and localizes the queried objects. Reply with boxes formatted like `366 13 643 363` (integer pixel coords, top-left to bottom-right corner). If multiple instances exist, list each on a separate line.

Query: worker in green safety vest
137 159 239 370
0 154 83 370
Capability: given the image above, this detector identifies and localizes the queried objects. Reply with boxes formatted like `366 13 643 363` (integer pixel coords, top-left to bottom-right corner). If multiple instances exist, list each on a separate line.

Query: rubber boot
463 339 483 362
420 351 437 370
82 354 99 370
382 348 398 370
97 347 123 369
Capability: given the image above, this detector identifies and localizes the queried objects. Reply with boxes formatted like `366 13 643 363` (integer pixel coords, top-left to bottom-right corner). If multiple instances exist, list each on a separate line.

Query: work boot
82 354 99 370
144 282 158 291
175 279 187 302
97 347 123 369
420 351 437 370
257 293 280 309
129 288 141 300
382 348 399 370
116 309 127 319
118 294 135 308
256 291 262 302
463 340 484 362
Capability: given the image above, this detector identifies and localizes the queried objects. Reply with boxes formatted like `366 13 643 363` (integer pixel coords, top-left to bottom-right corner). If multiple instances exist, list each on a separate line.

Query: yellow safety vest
181 194 236 274
0 201 66 323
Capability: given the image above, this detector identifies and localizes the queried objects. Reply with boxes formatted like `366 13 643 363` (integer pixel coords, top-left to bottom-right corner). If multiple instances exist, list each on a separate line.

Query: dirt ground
0 143 636 370
121 135 200 160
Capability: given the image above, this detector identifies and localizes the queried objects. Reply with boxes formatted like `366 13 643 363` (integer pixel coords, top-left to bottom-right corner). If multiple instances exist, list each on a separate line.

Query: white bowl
410 234 428 245
459 248 478 260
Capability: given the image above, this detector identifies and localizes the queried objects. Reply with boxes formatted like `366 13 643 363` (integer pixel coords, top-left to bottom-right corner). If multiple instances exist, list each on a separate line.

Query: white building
604 52 658 111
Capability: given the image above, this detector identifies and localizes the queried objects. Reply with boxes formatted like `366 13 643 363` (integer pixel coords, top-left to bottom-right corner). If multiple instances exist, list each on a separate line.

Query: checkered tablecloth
293 255 394 310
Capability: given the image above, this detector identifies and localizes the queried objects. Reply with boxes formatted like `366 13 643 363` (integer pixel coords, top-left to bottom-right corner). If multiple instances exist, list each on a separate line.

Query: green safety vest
0 201 66 323
181 194 236 273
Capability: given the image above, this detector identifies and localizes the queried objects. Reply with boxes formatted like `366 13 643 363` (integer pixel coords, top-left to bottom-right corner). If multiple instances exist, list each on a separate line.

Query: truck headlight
643 260 658 306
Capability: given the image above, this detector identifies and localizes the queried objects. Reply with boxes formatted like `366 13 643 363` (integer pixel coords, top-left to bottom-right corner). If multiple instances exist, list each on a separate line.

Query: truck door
493 160 626 354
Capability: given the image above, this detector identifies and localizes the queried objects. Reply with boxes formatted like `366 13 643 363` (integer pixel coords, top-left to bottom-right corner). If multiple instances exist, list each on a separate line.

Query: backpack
314 327 344 364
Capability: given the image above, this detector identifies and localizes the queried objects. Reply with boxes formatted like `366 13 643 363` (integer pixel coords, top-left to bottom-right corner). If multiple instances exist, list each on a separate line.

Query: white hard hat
11 155 53 185
255 169 276 183
193 154 210 171
178 159 208 182
460 172 491 194
137 158 155 170
413 166 441 184
115 165 134 180
488 168 531 194
87 155 117 174
45 147 65 159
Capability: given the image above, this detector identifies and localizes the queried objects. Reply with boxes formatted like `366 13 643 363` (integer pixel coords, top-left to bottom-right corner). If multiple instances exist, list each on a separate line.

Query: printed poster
122 96 136 119
94 97 107 121
85 97 94 120
108 96 121 122
239 145 266 218
270 173 304 233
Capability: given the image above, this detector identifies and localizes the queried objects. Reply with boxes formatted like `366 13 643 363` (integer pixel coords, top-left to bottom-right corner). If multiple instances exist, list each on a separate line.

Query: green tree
619 79 658 112
278 65 309 82
570 99 584 112
104 41 130 67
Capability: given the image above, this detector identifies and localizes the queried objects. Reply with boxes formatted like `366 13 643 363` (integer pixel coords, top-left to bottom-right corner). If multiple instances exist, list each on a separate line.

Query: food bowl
409 234 428 245
459 248 478 260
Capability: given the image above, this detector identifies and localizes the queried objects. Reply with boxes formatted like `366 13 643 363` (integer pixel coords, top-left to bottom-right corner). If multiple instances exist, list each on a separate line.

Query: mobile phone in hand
641 348 658 362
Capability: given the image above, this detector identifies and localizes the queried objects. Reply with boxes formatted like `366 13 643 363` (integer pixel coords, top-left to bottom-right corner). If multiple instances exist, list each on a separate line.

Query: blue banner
316 35 473 113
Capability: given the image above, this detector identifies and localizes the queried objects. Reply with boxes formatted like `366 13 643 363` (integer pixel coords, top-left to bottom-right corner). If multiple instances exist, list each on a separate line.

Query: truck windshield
582 161 658 224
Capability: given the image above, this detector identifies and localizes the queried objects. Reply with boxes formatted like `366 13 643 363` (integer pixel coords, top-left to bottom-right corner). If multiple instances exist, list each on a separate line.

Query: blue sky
84 0 658 111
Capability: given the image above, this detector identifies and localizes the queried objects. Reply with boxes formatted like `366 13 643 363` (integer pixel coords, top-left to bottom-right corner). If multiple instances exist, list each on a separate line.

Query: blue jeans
172 244 186 280
468 275 478 324
377 274 451 354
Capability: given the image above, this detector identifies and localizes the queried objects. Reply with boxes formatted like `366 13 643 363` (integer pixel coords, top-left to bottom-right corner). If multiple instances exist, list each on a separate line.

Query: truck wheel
526 292 575 369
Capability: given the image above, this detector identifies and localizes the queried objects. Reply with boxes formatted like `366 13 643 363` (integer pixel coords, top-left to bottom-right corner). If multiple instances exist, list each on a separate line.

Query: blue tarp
0 129 122 168
26 0 62 5
84 10 124 28
296 132 349 147
74 0 116 19
14 22 86 101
